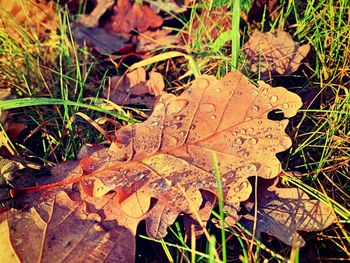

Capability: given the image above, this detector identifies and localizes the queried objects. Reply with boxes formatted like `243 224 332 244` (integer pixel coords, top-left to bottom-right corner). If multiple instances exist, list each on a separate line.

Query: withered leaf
72 23 130 54
1 71 335 261
77 70 304 235
105 68 165 108
240 178 335 247
243 30 310 78
0 161 140 262
104 0 163 37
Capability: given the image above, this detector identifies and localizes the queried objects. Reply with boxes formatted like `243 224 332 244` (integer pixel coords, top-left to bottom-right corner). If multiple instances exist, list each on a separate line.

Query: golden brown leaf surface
241 178 336 247
0 71 336 261
243 30 310 78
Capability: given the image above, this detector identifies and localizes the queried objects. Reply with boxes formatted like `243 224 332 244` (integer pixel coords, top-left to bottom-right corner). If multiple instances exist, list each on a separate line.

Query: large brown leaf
0 71 335 261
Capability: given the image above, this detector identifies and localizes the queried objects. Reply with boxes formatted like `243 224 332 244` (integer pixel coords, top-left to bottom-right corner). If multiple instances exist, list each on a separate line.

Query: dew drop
283 103 289 109
241 151 249 158
197 79 209 89
245 117 252 121
166 99 189 114
247 127 254 133
265 134 273 139
94 223 105 232
251 90 259 97
269 95 278 104
190 124 196 130
233 131 238 136
210 115 217 120
247 164 257 174
262 88 269 94
266 103 273 109
174 114 184 121
233 187 240 192
240 181 249 189
196 181 204 188
199 103 216 114
215 88 222 93
148 182 157 189
279 136 291 148
171 122 182 129
258 121 263 125
240 129 247 134
234 138 243 145
151 121 159 126
179 130 187 137
248 138 258 145
251 105 259 112
134 172 146 181
164 134 179 146
96 187 104 193
158 178 172 190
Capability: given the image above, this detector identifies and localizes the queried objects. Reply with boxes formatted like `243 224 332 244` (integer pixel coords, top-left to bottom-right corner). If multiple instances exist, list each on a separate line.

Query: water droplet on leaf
269 95 278 104
166 99 189 114
199 103 216 114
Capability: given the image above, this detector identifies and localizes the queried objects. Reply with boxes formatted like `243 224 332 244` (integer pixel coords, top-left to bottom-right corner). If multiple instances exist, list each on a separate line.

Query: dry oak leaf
0 71 334 262
105 67 165 108
75 70 303 236
243 30 310 78
104 0 163 37
0 158 141 262
240 178 335 247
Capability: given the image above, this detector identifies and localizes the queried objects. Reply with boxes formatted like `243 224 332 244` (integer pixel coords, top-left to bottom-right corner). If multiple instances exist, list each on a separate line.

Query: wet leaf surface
0 71 335 261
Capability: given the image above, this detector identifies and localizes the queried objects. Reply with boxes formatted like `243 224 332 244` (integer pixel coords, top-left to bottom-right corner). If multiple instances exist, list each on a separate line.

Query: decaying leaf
104 0 163 37
105 68 165 108
78 0 115 28
0 71 335 261
243 30 310 78
72 23 130 54
0 158 140 262
137 29 181 51
240 178 335 247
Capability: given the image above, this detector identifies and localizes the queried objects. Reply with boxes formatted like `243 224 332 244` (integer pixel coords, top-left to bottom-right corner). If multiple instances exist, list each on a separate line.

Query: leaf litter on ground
0 70 335 262
75 0 180 54
243 30 310 79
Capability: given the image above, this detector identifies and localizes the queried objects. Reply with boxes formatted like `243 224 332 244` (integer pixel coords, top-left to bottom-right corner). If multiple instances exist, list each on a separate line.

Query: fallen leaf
72 23 131 54
137 29 181 51
78 0 115 28
105 68 165 108
240 178 336 247
1 71 335 261
104 0 163 37
243 30 310 78
74 70 304 233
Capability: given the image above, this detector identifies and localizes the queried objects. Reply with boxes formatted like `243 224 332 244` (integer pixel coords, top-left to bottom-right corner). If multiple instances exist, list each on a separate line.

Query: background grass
0 0 349 262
